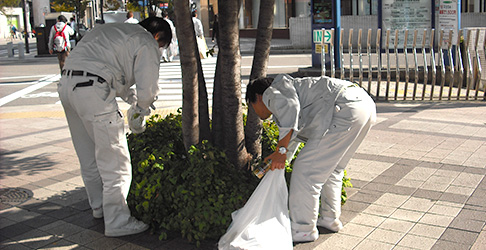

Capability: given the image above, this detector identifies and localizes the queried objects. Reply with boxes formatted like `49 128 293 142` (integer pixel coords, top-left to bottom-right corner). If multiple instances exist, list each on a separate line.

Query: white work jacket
263 74 352 143
63 23 161 110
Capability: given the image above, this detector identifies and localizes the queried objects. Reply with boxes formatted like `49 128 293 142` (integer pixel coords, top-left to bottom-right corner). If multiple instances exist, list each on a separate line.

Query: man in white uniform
246 74 376 243
58 17 172 237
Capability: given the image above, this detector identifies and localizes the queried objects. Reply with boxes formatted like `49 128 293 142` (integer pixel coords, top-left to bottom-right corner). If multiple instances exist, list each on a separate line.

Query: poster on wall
436 0 459 46
313 0 333 24
382 0 432 48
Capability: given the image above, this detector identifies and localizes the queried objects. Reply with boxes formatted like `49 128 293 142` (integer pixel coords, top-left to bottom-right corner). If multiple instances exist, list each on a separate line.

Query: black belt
62 69 106 83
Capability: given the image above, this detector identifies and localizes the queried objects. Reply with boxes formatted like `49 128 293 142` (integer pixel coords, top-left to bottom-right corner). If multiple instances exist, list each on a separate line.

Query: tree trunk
245 0 275 159
174 0 199 150
215 0 250 168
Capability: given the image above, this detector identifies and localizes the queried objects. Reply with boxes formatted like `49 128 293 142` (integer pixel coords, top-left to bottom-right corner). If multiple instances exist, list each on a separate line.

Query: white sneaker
317 217 343 232
105 217 149 237
292 229 319 243
92 207 103 219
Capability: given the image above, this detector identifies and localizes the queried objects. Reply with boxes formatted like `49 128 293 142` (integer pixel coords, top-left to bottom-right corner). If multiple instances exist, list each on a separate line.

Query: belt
62 69 106 83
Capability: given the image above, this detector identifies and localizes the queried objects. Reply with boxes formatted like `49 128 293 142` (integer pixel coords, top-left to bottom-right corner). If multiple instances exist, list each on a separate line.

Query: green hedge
127 111 352 246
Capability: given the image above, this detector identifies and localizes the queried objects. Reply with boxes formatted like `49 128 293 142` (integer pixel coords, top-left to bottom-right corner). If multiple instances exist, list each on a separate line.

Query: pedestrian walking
161 10 178 62
48 15 74 71
124 11 139 24
57 17 172 237
246 74 376 243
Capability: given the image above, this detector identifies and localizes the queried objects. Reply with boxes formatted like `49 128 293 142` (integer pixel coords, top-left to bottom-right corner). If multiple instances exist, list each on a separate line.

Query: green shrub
127 111 352 246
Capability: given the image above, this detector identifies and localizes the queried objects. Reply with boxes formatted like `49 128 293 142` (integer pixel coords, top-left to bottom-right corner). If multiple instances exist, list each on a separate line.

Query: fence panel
327 28 486 101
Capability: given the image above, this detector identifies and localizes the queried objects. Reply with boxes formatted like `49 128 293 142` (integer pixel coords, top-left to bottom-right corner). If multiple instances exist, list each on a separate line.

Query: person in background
192 11 209 59
69 17 77 42
211 14 219 45
125 11 139 24
161 10 178 62
48 15 74 71
246 74 376 243
57 17 172 237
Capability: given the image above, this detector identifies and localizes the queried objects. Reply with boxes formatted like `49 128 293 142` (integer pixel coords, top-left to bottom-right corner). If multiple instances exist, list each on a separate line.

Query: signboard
313 0 333 24
315 44 329 54
437 0 459 45
382 0 432 48
313 30 332 43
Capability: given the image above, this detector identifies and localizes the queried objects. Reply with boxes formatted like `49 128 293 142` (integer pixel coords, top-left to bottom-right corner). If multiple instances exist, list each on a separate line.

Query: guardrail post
455 29 464 100
376 29 382 100
430 29 437 100
394 29 399 100
349 29 354 82
412 29 418 100
421 29 428 100
447 29 455 100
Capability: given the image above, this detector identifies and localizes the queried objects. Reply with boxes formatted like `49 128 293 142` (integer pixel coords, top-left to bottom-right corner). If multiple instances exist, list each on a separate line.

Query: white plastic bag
218 169 292 250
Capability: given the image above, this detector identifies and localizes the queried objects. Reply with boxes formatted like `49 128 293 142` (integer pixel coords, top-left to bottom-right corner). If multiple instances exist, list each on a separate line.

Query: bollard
18 42 25 59
7 42 14 57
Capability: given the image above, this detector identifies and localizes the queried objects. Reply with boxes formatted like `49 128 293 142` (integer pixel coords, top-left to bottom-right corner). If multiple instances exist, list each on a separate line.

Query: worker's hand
264 151 287 171
122 88 137 105
49 49 53 55
127 104 151 134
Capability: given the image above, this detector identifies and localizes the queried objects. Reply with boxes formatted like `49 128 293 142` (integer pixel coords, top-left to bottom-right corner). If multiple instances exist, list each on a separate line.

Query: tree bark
216 0 250 168
245 0 275 159
174 0 199 150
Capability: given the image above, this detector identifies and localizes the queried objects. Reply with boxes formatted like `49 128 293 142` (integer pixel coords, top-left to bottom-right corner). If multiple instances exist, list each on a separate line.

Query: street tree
0 0 21 25
245 0 275 159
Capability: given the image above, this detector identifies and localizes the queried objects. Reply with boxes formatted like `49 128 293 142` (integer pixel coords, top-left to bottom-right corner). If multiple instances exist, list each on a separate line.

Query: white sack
218 169 292 250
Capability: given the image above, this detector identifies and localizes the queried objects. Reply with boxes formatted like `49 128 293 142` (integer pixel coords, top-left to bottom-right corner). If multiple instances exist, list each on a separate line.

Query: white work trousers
58 74 133 232
289 87 376 232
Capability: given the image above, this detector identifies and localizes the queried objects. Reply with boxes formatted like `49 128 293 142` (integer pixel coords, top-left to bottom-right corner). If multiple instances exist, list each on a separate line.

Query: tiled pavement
1 38 486 249
1 101 485 249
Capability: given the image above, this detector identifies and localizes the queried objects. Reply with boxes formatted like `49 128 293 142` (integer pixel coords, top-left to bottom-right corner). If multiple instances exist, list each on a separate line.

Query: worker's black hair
139 17 172 47
246 77 274 103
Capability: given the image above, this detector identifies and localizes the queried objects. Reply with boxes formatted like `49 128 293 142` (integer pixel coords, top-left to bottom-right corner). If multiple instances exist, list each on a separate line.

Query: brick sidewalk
1 101 485 249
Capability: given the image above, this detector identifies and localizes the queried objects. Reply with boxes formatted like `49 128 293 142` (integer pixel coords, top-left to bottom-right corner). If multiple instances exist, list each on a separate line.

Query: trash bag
218 169 292 250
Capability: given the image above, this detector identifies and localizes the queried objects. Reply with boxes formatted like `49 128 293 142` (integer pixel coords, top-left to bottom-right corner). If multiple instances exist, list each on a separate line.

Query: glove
127 104 151 134
122 88 137 105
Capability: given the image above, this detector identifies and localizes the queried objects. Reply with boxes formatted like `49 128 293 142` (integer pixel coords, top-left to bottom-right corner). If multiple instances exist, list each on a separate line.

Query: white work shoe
292 229 319 243
105 217 149 237
92 207 103 219
317 217 343 232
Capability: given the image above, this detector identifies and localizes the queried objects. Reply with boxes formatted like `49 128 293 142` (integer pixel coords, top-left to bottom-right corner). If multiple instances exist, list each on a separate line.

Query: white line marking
0 74 60 107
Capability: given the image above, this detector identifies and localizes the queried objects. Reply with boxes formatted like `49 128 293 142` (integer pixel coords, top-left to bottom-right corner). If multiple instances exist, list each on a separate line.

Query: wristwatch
278 146 288 155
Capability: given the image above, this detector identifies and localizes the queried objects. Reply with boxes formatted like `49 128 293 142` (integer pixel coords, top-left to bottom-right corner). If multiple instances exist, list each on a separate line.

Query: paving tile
20 214 58 228
37 239 87 249
339 222 375 238
419 213 455 227
445 185 475 196
400 197 435 212
371 175 402 185
348 190 382 204
378 218 415 233
44 205 80 220
63 210 104 229
395 178 425 189
0 223 34 239
439 192 469 205
456 208 486 221
452 172 484 188
367 228 406 244
12 228 60 249
440 228 479 245
349 213 387 228
353 238 394 250
430 239 471 250
22 201 63 214
389 208 424 222
412 189 442 201
115 242 151 250
417 161 443 169
408 223 447 239
374 193 409 208
449 217 485 233
64 229 104 245
38 220 84 238
386 185 416 196
0 240 31 250
428 203 463 217
0 206 40 222
467 196 486 208
402 167 436 181
0 217 16 230
314 233 362 249
362 182 393 193
361 204 396 217
84 236 132 250
397 234 437 249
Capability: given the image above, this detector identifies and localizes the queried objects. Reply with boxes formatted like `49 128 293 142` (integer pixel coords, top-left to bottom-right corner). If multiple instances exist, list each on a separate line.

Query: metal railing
320 28 486 101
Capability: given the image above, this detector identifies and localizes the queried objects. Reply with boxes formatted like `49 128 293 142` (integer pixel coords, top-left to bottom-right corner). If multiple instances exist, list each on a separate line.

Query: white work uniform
57 23 160 233
263 74 376 233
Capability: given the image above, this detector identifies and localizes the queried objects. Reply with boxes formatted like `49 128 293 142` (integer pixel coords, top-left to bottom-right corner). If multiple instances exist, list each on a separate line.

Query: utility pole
21 0 30 53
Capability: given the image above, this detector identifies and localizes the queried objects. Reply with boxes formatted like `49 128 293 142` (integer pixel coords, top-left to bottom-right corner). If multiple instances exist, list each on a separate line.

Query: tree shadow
0 149 56 178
